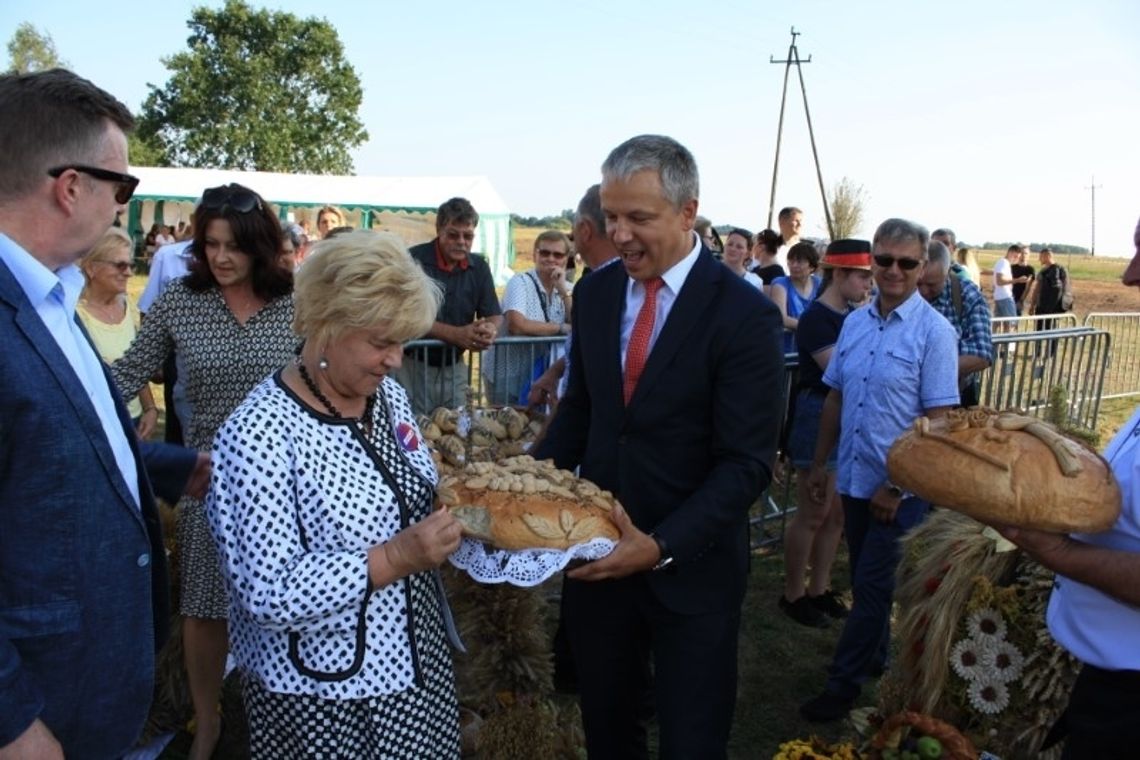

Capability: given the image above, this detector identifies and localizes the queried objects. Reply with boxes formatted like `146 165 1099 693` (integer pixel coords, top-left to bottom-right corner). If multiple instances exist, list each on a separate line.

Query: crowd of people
1 66 1135 760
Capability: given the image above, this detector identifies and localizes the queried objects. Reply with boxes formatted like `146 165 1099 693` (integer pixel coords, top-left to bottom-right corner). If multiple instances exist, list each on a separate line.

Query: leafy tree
137 0 367 174
828 176 866 240
6 22 68 74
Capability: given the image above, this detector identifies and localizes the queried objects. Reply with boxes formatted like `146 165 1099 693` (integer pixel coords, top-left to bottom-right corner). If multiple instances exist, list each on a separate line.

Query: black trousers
563 574 740 760
1050 663 1140 759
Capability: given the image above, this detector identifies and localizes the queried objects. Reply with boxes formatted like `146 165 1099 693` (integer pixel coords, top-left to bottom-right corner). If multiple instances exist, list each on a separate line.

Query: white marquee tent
125 166 516 280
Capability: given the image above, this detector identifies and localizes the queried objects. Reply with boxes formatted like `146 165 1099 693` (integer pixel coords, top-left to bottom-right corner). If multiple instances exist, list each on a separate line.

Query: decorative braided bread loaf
887 408 1121 532
436 456 620 550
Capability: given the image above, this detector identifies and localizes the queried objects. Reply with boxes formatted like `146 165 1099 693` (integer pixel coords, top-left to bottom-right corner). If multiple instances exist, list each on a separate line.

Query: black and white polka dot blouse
207 372 442 699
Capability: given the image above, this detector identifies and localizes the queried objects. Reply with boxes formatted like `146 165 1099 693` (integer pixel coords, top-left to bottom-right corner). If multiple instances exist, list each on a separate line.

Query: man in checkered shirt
918 239 994 407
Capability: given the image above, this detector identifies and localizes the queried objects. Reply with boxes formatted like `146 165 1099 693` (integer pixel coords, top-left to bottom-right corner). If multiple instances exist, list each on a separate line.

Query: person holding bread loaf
207 230 464 757
799 218 960 723
991 222 1140 758
534 135 785 758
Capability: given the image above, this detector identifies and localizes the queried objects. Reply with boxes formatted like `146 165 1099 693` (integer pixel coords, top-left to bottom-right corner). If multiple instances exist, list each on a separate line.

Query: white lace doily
448 536 616 587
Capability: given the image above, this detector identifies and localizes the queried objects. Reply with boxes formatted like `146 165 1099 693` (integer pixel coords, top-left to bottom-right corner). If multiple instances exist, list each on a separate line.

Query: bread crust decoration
887 408 1121 533
436 456 621 550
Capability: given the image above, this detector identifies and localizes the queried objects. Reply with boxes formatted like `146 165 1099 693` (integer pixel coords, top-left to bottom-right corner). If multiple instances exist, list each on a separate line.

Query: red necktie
624 277 664 404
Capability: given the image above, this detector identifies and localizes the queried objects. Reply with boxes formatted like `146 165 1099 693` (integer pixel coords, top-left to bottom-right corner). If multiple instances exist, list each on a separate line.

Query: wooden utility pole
767 27 833 238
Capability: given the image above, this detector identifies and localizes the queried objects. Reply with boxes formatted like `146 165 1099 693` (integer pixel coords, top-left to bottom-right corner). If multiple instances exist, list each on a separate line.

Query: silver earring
318 357 329 370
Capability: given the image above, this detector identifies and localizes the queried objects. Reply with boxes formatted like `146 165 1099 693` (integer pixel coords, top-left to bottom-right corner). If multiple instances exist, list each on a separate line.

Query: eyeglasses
536 249 569 260
98 260 133 273
873 254 923 271
200 185 262 213
48 165 139 204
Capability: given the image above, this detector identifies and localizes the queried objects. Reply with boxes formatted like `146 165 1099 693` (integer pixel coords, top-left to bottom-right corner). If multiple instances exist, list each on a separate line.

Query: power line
767 27 833 238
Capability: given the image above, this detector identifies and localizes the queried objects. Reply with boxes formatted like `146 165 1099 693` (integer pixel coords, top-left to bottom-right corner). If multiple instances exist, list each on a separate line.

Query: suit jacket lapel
627 250 719 409
0 262 147 528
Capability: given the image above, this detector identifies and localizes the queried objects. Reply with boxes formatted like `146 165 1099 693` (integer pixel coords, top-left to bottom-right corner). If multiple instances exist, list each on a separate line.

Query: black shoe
809 590 849 619
799 691 855 723
779 594 830 628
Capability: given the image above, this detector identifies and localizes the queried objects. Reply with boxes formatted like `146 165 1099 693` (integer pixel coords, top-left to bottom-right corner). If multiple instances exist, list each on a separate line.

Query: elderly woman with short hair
207 230 463 757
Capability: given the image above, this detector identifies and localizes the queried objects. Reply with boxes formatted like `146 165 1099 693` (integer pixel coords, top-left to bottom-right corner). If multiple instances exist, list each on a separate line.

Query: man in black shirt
396 197 502 414
1011 248 1036 315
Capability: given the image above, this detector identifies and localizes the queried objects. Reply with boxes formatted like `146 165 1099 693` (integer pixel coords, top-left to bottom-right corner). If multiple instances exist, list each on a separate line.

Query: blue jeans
824 494 930 699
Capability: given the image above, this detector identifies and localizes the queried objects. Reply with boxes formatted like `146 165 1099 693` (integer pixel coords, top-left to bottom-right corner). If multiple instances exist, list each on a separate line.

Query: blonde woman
78 228 159 438
208 230 462 756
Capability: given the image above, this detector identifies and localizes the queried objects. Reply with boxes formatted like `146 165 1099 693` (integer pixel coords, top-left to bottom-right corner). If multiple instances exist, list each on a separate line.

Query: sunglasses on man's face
48 165 139 204
200 186 262 214
873 254 923 271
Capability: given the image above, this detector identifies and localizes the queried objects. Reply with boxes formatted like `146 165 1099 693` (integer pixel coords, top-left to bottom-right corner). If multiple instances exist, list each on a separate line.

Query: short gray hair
601 134 699 209
873 218 930 257
926 240 952 274
931 227 957 249
575 184 604 234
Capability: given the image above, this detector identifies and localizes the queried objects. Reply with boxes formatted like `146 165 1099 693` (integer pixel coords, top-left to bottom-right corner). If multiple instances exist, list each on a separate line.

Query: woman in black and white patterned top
113 184 295 759
207 230 464 757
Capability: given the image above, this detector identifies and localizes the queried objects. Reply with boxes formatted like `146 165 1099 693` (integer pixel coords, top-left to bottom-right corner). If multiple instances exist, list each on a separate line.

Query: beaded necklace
295 354 376 434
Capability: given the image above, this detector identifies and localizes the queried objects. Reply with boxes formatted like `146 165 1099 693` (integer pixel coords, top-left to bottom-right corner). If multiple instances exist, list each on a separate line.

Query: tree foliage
510 209 574 229
137 0 367 174
828 176 866 240
6 22 68 74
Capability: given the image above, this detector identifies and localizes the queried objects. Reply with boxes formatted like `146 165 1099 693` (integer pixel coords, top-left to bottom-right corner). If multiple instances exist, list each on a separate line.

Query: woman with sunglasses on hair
113 183 297 759
482 229 571 405
77 227 158 439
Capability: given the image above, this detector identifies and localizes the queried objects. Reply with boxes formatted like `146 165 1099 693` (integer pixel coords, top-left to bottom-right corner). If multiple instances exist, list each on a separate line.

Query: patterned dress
208 374 460 757
112 279 296 618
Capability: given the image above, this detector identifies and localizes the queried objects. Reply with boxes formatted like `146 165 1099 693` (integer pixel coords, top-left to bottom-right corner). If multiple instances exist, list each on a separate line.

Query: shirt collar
626 231 702 299
0 232 80 311
870 288 925 322
434 238 470 272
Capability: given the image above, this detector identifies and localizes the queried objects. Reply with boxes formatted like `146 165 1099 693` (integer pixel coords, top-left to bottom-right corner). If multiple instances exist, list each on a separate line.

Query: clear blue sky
5 0 1139 254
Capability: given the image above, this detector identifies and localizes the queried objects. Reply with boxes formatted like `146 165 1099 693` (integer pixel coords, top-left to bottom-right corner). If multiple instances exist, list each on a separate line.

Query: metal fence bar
398 331 1113 549
978 328 1111 430
990 312 1079 335
1083 312 1140 400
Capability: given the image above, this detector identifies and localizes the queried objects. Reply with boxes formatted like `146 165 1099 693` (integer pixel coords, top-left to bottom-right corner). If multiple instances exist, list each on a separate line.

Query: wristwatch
650 533 673 571
884 481 906 499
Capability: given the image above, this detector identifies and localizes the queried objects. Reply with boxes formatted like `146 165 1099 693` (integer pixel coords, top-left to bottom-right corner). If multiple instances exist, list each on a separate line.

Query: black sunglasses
200 185 262 214
48 165 139 204
873 254 923 271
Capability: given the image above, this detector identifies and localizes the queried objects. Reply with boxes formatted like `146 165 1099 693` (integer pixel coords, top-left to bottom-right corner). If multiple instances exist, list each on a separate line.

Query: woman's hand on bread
370 510 464 586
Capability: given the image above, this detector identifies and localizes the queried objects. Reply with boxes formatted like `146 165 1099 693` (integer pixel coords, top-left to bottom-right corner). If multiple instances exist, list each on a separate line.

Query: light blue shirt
138 240 193 312
620 232 702 372
1047 405 1140 670
823 289 959 499
0 234 140 508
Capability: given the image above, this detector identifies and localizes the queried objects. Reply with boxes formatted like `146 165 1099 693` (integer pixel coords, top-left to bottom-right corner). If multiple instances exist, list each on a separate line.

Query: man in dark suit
0 69 201 758
533 135 785 758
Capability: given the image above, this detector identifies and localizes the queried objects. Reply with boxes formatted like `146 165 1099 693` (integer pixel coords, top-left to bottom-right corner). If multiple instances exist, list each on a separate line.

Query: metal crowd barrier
398 335 566 415
748 328 1113 548
990 312 1078 335
1083 312 1140 400
395 331 1114 549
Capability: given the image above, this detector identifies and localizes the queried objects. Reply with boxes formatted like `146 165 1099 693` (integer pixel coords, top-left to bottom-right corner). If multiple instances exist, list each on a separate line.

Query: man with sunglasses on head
398 196 502 414
800 218 959 723
0 69 199 758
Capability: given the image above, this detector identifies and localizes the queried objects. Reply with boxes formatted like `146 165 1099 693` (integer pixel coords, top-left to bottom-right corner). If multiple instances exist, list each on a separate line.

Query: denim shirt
823 290 959 499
